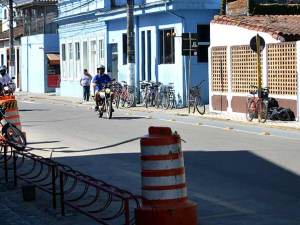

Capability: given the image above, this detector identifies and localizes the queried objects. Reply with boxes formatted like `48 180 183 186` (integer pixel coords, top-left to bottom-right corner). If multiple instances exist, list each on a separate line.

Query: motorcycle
0 79 16 96
97 83 114 119
0 105 27 150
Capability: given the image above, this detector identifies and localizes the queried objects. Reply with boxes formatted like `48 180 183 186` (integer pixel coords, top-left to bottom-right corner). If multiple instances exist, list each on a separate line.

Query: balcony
23 12 58 36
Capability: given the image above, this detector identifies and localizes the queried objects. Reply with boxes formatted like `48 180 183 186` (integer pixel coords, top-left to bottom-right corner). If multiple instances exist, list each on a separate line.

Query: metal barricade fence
0 146 140 225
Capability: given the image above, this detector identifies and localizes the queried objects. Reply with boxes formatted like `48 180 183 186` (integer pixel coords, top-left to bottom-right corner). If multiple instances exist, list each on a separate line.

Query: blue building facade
58 0 220 103
17 0 59 93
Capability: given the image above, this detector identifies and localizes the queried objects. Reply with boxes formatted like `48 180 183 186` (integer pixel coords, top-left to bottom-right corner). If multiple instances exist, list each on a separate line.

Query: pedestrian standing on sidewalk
80 69 92 101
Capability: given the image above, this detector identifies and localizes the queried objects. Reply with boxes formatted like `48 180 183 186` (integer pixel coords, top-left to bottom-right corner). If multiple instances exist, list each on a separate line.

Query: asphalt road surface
17 96 300 225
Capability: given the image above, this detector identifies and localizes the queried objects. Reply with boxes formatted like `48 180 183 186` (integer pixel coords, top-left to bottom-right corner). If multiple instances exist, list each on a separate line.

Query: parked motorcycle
97 83 114 119
0 105 27 150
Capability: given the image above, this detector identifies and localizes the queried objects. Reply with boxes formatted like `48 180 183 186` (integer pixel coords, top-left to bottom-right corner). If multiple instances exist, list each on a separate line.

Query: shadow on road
19 109 50 112
111 116 146 120
53 150 300 225
27 141 61 145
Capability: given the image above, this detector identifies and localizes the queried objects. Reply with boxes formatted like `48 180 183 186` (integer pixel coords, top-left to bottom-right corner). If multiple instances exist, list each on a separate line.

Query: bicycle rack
0 145 140 225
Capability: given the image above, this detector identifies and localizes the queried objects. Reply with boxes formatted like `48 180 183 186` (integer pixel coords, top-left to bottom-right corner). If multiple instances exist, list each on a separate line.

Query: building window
123 34 127 65
159 28 175 64
75 42 80 60
99 39 104 60
4 9 7 20
68 43 73 60
91 40 97 74
83 41 88 70
197 24 210 63
62 44 66 61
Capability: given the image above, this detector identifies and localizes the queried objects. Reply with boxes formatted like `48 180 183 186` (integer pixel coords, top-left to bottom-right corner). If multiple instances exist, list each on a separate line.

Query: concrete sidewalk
0 181 99 225
15 92 300 131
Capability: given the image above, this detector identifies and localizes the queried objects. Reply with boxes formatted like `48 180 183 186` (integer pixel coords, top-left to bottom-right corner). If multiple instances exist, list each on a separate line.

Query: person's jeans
83 86 90 101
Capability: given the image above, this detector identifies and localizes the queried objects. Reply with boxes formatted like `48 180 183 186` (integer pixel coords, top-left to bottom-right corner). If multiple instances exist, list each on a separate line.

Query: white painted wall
1 6 17 32
209 23 281 113
60 30 106 81
210 23 280 47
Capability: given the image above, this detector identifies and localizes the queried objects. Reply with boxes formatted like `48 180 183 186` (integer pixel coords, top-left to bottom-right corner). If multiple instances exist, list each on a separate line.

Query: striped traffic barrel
0 96 22 130
136 127 197 225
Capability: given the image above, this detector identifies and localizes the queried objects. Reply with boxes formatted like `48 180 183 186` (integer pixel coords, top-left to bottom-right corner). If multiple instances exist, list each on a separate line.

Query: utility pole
9 0 15 79
256 34 262 91
127 0 135 105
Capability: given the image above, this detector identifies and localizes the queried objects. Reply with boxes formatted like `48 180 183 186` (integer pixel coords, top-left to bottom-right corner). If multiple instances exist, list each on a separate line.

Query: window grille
211 47 227 92
267 43 297 95
231 45 262 93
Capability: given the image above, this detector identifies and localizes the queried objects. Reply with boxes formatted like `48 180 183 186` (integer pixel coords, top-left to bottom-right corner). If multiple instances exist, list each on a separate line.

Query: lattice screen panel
231 45 262 93
267 43 297 95
211 47 227 92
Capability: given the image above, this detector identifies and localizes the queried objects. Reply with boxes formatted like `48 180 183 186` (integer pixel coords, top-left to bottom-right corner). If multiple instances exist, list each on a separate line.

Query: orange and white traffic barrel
0 96 22 130
135 127 197 225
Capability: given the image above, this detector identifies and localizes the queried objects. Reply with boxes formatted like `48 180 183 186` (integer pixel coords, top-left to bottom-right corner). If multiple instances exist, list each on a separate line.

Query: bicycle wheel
145 93 150 108
162 94 169 110
246 99 256 122
195 96 205 115
126 92 135 108
258 100 268 123
154 93 161 109
106 98 113 119
2 124 27 151
169 92 176 109
139 90 146 106
115 95 120 109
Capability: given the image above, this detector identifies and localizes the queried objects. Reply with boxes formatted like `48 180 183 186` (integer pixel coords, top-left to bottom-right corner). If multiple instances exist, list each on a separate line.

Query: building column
296 41 300 121
134 16 140 91
227 45 232 113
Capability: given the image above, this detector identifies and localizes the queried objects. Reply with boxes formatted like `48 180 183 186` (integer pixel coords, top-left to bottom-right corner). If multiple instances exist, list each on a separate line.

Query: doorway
16 48 20 88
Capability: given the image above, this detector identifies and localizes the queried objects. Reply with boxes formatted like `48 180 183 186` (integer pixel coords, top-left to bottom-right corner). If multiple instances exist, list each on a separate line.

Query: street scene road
17 94 300 225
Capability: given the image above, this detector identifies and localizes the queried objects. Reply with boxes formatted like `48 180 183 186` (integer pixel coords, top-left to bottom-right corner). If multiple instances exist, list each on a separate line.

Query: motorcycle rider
92 65 112 111
0 65 15 94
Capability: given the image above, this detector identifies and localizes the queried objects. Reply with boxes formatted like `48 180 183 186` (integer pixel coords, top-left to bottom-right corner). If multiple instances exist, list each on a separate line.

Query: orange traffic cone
0 96 22 130
136 127 197 225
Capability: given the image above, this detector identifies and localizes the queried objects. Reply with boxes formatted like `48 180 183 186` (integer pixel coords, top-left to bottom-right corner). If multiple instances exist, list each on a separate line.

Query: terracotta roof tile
212 15 300 41
0 26 24 41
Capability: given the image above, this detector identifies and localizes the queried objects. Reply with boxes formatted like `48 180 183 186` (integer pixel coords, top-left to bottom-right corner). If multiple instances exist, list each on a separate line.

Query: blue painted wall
179 9 218 104
107 8 218 104
58 0 219 103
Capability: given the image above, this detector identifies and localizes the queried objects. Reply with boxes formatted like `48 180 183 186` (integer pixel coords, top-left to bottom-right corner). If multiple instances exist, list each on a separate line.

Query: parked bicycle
139 81 149 106
111 80 122 109
119 81 135 108
188 80 205 115
0 105 26 150
246 85 269 123
155 83 176 110
143 81 160 108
